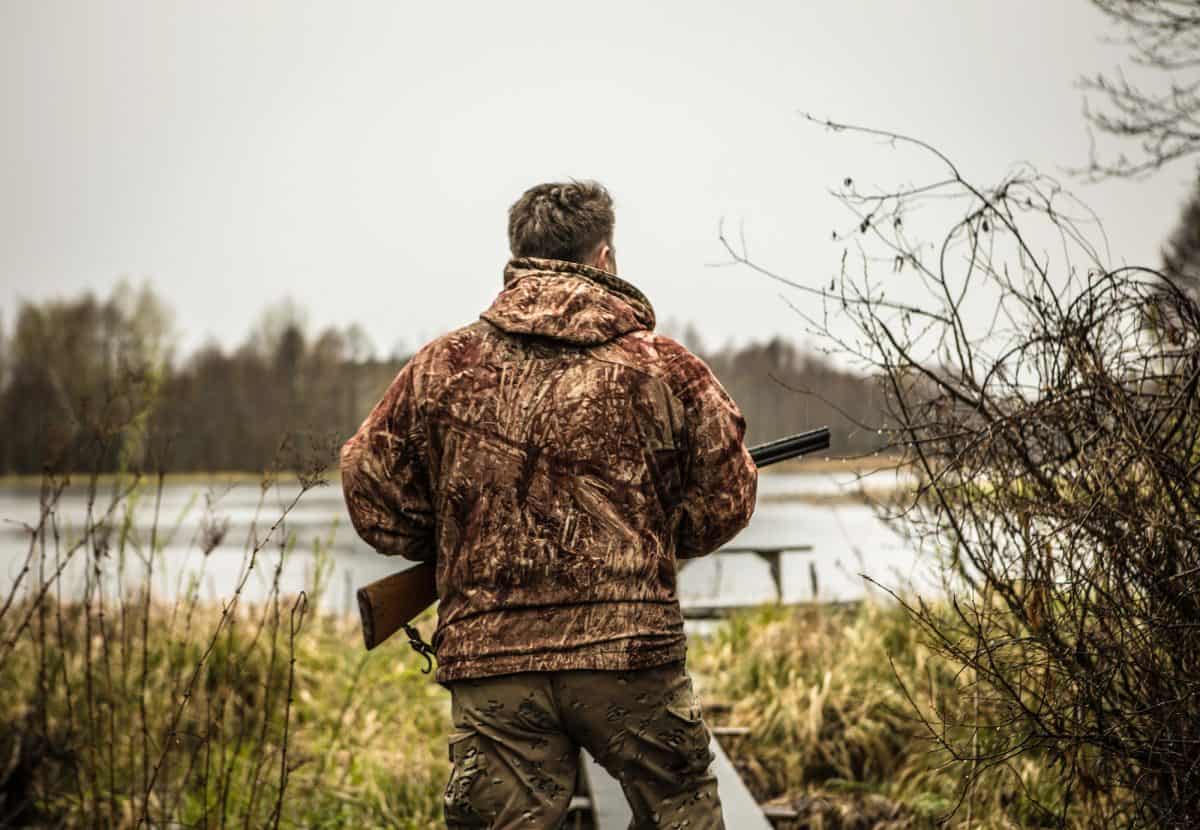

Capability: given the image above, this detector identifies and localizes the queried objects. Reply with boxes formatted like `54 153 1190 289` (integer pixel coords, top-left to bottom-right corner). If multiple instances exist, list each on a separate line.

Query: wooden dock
578 734 774 829
679 542 819 619
561 542 819 827
690 544 814 602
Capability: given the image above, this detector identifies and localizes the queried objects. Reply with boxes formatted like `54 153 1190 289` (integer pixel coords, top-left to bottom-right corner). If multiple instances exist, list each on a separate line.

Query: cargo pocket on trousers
444 730 492 828
663 698 715 779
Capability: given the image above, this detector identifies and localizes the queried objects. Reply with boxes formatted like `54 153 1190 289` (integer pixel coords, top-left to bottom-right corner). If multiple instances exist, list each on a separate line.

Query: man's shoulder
609 330 713 383
407 320 495 369
605 330 694 365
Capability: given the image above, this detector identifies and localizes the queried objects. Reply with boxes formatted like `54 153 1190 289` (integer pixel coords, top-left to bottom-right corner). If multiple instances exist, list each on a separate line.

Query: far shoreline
0 454 910 490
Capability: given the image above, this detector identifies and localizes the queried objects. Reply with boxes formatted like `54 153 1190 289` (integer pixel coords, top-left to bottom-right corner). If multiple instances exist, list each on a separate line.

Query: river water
0 469 932 616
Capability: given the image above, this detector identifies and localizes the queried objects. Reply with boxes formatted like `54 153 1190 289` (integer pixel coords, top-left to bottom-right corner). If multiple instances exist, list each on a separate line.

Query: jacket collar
480 257 657 345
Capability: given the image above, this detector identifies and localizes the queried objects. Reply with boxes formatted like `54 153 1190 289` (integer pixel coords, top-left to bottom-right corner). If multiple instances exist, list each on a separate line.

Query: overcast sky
1 1 1192 359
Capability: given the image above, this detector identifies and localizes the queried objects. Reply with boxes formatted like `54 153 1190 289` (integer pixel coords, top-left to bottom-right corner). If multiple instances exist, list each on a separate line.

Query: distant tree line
662 322 885 452
0 284 885 475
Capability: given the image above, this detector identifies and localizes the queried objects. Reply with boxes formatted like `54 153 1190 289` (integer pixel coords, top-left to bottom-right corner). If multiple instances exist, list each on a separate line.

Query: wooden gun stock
355 426 831 651
356 563 437 650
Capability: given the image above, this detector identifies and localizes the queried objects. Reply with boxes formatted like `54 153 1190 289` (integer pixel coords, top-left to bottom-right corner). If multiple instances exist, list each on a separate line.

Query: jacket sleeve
340 358 436 562
670 350 758 559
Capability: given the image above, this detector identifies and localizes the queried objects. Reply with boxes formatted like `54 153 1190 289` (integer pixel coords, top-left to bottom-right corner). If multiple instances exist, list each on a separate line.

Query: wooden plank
708 736 774 830
676 544 815 600
582 736 773 829
762 802 801 820
716 544 813 554
582 750 632 829
681 598 864 619
565 795 592 814
677 544 812 576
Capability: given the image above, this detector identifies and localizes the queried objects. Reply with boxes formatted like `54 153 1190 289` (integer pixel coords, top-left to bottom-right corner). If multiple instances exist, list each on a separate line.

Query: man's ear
593 242 612 271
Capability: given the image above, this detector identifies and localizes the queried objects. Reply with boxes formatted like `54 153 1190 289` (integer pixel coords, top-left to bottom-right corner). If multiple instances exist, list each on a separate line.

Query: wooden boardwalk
568 542 821 827
679 542 821 620
580 735 773 829
570 542 823 825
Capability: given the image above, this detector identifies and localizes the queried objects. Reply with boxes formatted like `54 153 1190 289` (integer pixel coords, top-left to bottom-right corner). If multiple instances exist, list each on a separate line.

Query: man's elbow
676 464 758 558
356 523 435 562
677 497 757 558
677 521 745 560
338 436 364 503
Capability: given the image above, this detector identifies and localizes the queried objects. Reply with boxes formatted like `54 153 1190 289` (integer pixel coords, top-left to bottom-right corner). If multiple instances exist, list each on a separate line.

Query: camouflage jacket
340 257 758 682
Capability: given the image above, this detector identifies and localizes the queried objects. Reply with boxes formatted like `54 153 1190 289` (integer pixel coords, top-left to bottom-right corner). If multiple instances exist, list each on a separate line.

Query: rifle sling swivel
403 623 436 674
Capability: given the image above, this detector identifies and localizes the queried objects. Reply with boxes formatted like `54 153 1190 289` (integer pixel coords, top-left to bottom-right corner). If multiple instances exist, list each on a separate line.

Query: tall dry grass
0 467 451 828
690 602 1119 829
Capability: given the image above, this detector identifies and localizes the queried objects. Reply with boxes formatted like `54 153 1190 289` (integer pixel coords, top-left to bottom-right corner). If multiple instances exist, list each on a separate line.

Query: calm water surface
0 470 933 616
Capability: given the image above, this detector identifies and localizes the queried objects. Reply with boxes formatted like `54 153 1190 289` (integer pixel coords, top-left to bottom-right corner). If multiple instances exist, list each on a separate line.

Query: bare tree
1084 0 1200 176
726 115 1200 827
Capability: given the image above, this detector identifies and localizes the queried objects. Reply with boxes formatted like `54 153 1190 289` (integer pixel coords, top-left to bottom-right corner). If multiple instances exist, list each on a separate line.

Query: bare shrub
723 116 1200 827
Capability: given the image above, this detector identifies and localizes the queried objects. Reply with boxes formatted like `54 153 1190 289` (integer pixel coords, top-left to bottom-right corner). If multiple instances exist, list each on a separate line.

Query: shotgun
355 426 831 652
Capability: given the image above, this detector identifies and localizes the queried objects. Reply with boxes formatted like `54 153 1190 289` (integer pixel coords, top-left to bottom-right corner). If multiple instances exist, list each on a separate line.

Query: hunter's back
342 184 748 829
342 257 757 682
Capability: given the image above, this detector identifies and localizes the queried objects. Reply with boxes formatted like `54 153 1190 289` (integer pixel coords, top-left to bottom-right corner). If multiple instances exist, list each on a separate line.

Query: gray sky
1 1 1191 359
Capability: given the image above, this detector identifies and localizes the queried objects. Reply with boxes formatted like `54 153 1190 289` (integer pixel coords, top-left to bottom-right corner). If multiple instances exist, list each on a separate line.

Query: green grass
4 593 1110 828
689 601 1108 829
1 598 451 828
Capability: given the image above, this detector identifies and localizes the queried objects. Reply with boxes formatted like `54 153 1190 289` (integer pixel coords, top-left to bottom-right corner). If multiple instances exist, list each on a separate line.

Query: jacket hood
480 257 656 346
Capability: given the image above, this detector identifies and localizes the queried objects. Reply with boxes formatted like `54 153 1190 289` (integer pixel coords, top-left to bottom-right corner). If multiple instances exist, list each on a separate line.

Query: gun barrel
748 427 831 468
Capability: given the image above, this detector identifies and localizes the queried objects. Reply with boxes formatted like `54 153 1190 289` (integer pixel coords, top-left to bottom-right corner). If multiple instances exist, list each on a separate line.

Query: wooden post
763 549 783 602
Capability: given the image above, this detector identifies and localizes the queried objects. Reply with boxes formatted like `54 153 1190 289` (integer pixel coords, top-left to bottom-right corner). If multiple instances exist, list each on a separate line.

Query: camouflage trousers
442 659 724 829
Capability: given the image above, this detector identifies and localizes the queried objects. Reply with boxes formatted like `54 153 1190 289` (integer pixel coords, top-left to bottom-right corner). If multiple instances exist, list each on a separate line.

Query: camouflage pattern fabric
443 660 723 829
341 257 757 682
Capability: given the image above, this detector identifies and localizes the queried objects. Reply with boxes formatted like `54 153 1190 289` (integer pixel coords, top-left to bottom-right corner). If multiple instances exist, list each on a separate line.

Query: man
341 181 757 829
